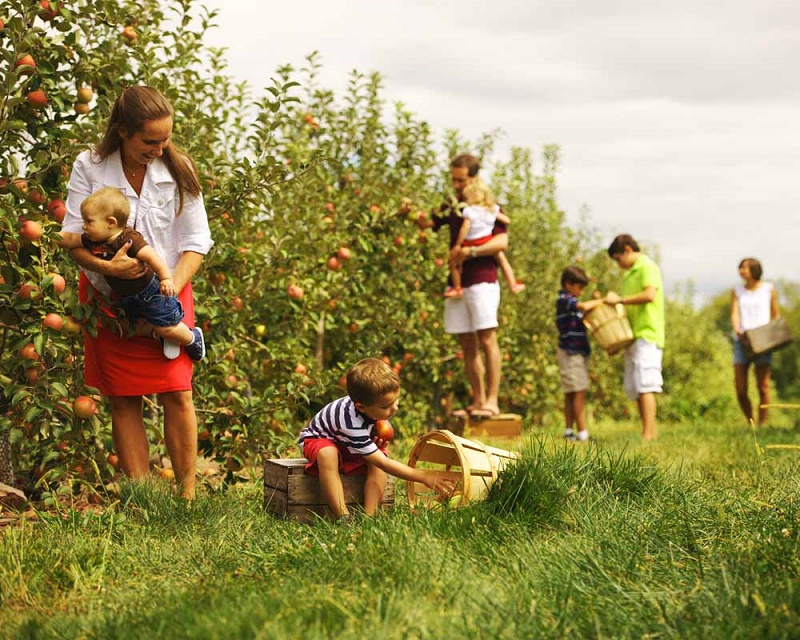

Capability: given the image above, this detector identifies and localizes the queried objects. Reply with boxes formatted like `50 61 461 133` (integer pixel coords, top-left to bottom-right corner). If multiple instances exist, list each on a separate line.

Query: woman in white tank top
730 257 780 426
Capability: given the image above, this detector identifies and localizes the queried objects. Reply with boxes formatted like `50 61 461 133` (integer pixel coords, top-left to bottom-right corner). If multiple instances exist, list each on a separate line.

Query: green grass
2 419 800 639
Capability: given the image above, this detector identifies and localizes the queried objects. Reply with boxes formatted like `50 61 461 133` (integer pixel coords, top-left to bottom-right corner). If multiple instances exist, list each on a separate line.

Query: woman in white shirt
730 257 779 426
62 86 213 499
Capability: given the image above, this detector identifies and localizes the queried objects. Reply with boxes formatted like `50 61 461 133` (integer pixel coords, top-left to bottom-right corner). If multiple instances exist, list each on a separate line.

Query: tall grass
2 420 799 638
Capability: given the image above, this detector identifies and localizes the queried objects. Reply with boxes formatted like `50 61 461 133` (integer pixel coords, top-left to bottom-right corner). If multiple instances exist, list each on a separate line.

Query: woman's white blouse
62 149 214 295
734 282 773 332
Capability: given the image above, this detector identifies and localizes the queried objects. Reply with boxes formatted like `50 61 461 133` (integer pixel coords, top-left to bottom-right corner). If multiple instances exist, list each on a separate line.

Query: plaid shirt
556 290 590 355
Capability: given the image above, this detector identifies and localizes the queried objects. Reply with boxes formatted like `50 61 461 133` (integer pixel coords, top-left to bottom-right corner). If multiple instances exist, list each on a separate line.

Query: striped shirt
298 396 379 456
556 290 591 355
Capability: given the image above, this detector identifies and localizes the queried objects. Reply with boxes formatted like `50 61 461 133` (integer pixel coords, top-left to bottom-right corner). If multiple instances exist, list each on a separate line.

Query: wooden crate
263 458 395 523
448 413 523 438
468 413 523 438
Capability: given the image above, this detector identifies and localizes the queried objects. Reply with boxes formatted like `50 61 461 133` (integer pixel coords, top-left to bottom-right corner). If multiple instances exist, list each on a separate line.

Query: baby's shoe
161 338 181 360
184 327 206 362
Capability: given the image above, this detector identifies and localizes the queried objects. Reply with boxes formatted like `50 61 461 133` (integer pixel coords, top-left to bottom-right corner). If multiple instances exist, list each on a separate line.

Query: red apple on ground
42 313 63 331
107 453 120 469
73 395 98 419
19 220 43 241
373 420 394 442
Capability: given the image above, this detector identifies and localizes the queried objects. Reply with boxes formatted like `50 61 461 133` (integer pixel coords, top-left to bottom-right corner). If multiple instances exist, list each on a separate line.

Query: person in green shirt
605 234 665 440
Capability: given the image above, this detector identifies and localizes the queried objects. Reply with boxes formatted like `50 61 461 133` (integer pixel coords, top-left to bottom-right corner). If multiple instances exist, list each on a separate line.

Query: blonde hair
95 85 200 214
346 358 400 404
463 179 496 209
81 187 130 226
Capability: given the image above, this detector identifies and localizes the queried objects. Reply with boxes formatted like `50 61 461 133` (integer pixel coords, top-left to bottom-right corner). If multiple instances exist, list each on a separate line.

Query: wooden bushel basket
582 303 635 355
741 317 794 359
406 430 519 507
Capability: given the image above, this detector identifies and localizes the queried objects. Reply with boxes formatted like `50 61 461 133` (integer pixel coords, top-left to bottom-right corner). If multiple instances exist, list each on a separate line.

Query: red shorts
302 438 386 476
79 273 195 396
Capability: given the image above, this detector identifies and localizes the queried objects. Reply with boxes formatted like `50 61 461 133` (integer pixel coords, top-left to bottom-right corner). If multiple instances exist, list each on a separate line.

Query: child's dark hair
347 358 400 405
561 265 590 287
450 153 481 178
607 234 640 256
739 257 763 281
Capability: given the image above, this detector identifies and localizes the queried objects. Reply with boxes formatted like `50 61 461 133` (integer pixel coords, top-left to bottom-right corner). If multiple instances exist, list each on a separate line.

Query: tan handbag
741 317 794 359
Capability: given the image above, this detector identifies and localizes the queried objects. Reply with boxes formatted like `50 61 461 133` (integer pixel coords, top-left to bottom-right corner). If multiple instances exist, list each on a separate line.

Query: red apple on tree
18 282 40 299
47 199 66 222
47 273 66 294
121 25 137 44
287 284 304 300
19 219 43 241
38 1 59 20
27 90 48 109
16 54 35 73
327 256 341 271
373 420 394 442
19 343 38 361
294 363 308 375
42 312 64 331
74 102 91 115
63 316 82 335
337 246 352 260
76 87 93 104
73 395 98 419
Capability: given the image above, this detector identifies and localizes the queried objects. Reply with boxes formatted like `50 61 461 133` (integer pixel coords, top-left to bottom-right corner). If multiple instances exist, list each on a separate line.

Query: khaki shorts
624 338 663 400
557 348 590 393
444 281 500 334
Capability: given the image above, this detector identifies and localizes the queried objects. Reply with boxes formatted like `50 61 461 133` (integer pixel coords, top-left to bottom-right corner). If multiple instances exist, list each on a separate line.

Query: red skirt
79 273 195 396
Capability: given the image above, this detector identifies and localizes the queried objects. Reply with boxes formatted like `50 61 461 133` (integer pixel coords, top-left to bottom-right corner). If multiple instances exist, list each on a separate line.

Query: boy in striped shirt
298 357 453 520
555 266 603 442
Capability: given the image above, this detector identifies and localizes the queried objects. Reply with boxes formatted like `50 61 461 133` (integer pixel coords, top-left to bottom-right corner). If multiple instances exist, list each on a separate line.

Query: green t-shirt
621 253 665 348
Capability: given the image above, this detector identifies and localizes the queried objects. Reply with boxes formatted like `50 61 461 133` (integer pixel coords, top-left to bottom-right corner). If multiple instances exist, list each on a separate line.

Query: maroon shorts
302 438 386 476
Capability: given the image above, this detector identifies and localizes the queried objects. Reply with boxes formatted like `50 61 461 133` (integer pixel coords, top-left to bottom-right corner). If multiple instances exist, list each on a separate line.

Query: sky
201 0 800 304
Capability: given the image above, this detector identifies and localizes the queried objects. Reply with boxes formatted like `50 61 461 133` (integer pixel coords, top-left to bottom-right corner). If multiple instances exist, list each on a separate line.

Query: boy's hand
160 277 176 297
372 435 392 449
422 470 456 497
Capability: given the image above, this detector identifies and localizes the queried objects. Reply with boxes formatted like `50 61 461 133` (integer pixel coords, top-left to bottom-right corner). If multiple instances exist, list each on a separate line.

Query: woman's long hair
95 85 200 213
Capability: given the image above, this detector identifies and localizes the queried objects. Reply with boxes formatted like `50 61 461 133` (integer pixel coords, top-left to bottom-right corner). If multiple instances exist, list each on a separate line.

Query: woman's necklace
122 158 144 178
